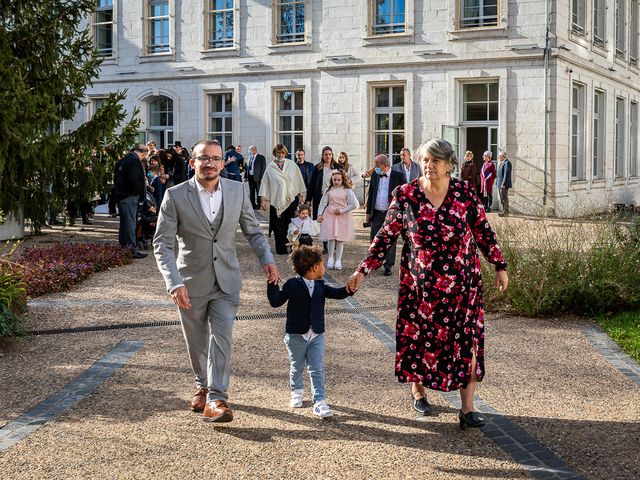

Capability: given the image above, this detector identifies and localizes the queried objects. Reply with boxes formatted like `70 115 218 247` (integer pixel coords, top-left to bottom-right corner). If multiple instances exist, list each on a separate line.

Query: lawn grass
598 310 640 363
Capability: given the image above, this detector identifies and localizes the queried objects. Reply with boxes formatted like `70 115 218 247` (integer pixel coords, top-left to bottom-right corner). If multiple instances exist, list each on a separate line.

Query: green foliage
482 215 640 316
0 1 140 230
0 258 26 338
598 310 640 362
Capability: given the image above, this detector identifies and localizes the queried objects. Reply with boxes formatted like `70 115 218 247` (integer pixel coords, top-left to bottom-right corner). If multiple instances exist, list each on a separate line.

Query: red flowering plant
14 243 132 297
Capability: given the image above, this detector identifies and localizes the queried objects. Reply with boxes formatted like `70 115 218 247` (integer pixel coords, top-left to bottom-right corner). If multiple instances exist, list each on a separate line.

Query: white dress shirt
301 276 318 341
374 172 391 211
196 178 223 223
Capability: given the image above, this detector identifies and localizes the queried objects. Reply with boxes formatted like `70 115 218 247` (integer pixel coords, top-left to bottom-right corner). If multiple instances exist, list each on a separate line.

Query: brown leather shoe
203 400 233 423
191 387 208 412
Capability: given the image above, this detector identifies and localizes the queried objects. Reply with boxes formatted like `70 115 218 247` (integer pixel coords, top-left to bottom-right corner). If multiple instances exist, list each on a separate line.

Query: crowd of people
148 137 509 427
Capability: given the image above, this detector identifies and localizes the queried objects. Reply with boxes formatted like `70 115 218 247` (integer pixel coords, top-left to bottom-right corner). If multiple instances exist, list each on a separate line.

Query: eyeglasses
195 155 223 165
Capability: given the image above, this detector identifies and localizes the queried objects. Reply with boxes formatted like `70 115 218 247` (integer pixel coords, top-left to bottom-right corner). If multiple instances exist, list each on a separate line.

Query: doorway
465 126 498 188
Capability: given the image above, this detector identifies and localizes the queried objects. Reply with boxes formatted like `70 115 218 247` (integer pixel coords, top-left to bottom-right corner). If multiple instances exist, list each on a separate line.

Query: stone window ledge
200 48 241 59
448 26 508 41
139 52 175 63
362 33 414 46
267 42 312 54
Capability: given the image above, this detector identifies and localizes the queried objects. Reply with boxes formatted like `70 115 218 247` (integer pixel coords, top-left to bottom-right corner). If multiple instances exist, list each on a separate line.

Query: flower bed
16 243 132 297
1 242 132 337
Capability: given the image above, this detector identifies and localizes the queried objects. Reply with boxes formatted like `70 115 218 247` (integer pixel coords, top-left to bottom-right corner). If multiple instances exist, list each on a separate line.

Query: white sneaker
326 258 334 270
290 389 304 408
334 260 342 270
313 400 333 418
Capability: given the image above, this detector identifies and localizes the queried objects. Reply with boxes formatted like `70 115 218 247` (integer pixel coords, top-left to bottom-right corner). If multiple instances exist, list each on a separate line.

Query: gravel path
0 213 638 479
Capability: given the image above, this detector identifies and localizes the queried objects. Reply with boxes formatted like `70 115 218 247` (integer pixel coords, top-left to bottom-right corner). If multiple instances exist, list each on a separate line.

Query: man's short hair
192 139 222 156
401 148 411 156
131 143 148 154
290 245 323 276
374 154 390 166
249 145 257 151
296 148 305 154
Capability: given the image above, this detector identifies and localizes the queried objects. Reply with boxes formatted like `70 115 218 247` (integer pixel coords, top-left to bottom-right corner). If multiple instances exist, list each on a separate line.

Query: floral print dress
357 178 507 392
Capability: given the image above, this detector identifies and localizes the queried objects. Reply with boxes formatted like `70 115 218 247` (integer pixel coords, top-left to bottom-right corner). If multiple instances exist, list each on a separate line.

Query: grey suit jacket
153 177 274 296
392 161 421 183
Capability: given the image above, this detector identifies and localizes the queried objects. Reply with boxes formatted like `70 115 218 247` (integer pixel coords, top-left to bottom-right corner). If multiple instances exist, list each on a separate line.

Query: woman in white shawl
260 144 307 254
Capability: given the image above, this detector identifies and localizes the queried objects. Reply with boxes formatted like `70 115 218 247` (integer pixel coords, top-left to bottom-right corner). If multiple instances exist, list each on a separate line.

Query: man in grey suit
154 139 279 423
391 148 421 184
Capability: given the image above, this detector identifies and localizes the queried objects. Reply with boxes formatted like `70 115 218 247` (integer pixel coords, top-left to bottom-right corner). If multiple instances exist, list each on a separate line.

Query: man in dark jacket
365 154 405 276
245 145 266 209
113 144 148 258
295 148 315 191
496 150 513 216
223 145 244 182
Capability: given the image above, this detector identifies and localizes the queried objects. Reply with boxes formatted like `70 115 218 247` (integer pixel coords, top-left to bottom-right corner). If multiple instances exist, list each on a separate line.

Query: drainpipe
543 0 550 208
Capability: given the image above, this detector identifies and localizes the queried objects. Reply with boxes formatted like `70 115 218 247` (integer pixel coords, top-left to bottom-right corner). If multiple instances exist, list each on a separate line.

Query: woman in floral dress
348 138 508 429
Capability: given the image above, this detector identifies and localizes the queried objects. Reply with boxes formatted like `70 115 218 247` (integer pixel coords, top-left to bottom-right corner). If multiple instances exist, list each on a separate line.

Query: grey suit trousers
178 287 240 403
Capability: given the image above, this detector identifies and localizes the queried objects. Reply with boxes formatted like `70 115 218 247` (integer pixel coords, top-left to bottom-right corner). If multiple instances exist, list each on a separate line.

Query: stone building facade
70 1 640 215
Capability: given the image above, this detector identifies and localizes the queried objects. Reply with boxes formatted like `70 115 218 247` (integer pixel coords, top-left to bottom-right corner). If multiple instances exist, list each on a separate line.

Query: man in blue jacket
496 150 513 216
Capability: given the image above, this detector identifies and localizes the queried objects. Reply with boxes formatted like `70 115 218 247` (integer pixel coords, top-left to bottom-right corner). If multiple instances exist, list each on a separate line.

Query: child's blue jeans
283 333 325 403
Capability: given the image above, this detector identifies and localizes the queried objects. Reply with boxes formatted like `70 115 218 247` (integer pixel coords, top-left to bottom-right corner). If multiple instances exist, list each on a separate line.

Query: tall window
148 96 173 148
592 90 606 179
147 0 170 53
615 97 625 178
631 1 639 65
616 0 626 58
463 82 498 122
207 0 234 49
593 0 605 46
460 0 498 28
373 86 405 164
93 0 113 57
630 102 638 177
372 0 406 35
207 93 233 150
90 97 108 119
572 0 586 35
276 90 304 159
275 0 306 44
571 83 585 180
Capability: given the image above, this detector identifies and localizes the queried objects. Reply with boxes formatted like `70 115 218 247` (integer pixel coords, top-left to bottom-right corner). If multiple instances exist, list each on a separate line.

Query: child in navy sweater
267 245 355 418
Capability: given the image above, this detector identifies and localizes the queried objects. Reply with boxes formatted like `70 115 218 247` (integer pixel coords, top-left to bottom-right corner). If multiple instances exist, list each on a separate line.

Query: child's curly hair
296 203 310 215
289 245 323 276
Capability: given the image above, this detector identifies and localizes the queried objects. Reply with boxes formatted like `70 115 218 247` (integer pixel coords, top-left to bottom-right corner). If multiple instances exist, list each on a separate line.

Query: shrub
0 260 27 337
482 215 640 316
13 243 132 297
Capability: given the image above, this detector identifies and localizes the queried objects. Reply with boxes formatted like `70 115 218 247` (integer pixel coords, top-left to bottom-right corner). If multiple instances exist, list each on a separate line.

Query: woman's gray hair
415 138 458 171
483 150 493 159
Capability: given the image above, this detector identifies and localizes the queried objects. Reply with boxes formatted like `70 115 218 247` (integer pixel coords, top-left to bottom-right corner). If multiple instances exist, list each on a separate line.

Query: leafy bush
0 260 27 337
14 243 132 297
482 215 640 316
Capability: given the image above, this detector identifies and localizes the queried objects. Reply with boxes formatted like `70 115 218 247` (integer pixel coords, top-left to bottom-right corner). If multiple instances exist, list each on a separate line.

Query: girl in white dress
317 170 359 270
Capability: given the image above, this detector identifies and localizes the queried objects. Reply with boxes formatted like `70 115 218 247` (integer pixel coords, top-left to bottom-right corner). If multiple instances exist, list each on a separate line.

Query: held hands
347 271 365 294
495 270 509 292
317 215 324 223
333 208 342 216
263 263 281 284
261 199 268 211
171 286 192 309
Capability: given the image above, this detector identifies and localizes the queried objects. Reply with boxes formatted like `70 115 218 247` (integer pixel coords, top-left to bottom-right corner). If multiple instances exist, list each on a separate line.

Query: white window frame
273 0 308 45
615 96 626 178
206 92 234 151
630 101 638 177
461 81 499 124
274 90 304 160
89 96 109 120
144 0 172 55
592 89 606 179
631 1 639 66
615 0 626 59
92 0 115 58
371 84 406 164
458 0 500 29
571 0 586 35
205 0 238 51
570 83 586 181
370 0 408 36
